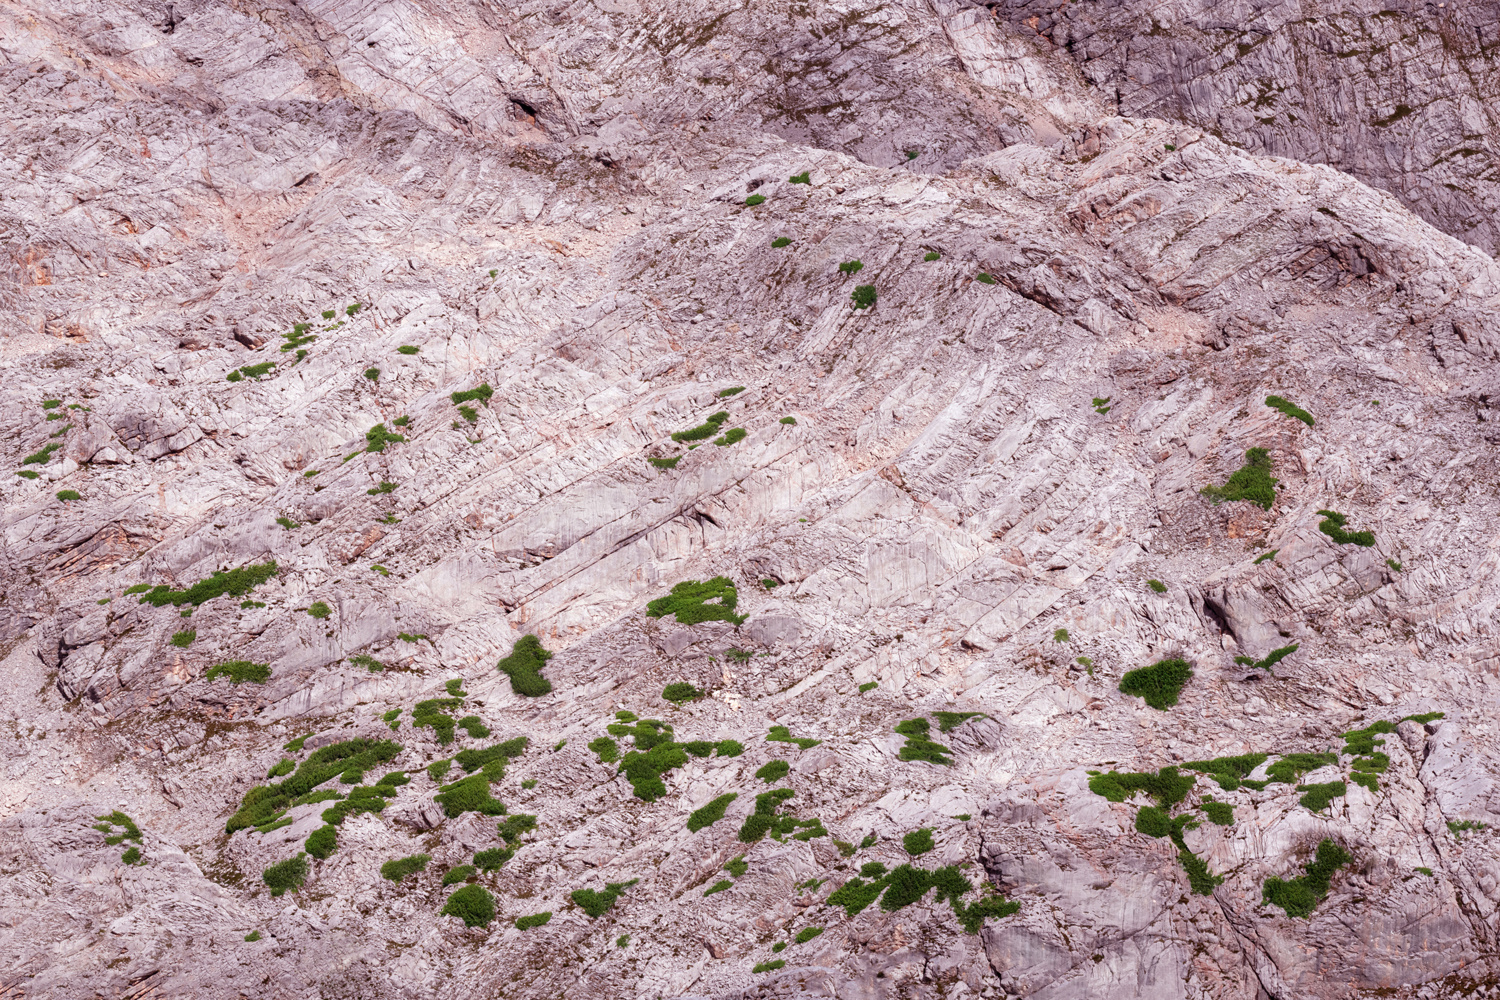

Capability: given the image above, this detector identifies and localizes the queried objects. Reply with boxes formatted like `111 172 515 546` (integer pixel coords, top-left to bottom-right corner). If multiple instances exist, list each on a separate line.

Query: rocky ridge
2 0 1500 998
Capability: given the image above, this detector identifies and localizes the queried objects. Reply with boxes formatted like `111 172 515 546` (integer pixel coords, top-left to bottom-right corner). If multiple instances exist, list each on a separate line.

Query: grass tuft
206 661 270 684
1201 448 1277 510
1317 509 1375 546
262 854 308 896
894 717 952 765
137 562 278 608
663 682 704 705
1265 395 1314 426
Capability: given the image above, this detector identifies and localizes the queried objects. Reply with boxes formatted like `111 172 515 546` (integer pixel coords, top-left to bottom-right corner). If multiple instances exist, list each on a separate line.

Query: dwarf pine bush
441 884 496 927
1262 839 1351 917
851 285 876 309
1119 658 1192 710
647 577 746 625
498 635 553 696
1201 448 1277 510
262 854 309 896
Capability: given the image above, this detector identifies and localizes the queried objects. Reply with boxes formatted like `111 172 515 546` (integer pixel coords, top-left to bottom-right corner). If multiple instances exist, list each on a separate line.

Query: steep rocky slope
3 0 1500 998
992 0 1500 256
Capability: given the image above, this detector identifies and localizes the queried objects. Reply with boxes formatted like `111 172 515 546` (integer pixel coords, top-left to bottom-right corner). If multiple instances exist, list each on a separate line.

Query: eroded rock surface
2 0 1499 998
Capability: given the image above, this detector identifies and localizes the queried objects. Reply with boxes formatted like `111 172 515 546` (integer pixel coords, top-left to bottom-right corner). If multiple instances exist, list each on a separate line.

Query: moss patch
894 717 952 766
1265 395 1314 426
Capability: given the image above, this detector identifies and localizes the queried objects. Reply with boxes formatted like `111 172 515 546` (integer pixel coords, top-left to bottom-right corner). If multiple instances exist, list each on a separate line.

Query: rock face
991 0 1500 256
2 0 1500 998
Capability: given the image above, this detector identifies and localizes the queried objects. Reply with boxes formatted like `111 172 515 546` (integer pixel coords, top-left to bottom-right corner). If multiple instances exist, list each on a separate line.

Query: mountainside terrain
3 0 1500 998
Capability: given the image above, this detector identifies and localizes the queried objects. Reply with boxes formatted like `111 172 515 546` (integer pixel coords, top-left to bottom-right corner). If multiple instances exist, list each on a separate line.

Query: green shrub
789 172 810 184
688 792 739 832
304 469 320 478
284 734 310 752
22 442 61 465
779 416 796 425
397 345 420 355
902 828 935 855
267 758 295 779
858 681 877 693
138 562 278 608
713 427 747 446
1053 628 1069 643
1448 820 1488 839
924 251 941 261
794 926 823 944
1177 847 1223 896
1298 781 1346 812
893 717 952 765
718 386 746 398
450 383 493 406
380 853 430 882
589 736 619 763
703 879 734 896
262 854 309 896
620 742 688 801
716 739 744 757
649 455 680 469
1387 557 1402 571
457 716 489 738
745 194 766 206
347 303 363 316
1088 767 1196 807
306 601 331 620
456 405 478 425
244 931 261 942
1119 658 1192 710
1262 839 1352 917
367 481 397 495
1134 805 1172 837
275 516 299 530
227 738 402 833
351 654 384 672
15 470 38 479
1235 643 1299 672
646 577 746 625
170 630 196 648
1180 754 1267 791
515 911 551 929
827 862 1017 930
851 285 876 309
1265 395 1314 426
767 725 821 749
772 237 791 247
442 884 496 927
56 489 81 501
753 960 786 973
975 273 997 284
839 260 863 275
474 847 514 871
496 635 552 696
442 865 476 886
670 411 729 443
1254 549 1279 564
206 661 270 684
363 368 380 382
434 774 506 818
756 760 790 784
454 737 527 774
1199 799 1235 825
1316 509 1375 546
933 711 982 733
1266 752 1337 784
365 423 405 453
305 825 338 859
663 682 704 705
1147 579 1167 593
1201 448 1278 510
572 879 637 918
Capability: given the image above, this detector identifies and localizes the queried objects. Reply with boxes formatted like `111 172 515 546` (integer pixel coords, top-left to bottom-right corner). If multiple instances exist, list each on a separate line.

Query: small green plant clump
1265 395 1315 426
826 862 1019 932
1254 549 1279 564
244 931 261 942
56 489 82 501
858 681 877 694
789 171 810 184
305 824 338 860
649 455 681 469
1200 799 1234 825
498 634 554 697
738 788 825 843
1448 820 1488 839
1119 658 1192 710
397 345 420 355
1265 752 1338 785
1317 509 1375 546
924 251 941 261
894 717 952 766
671 410 729 443
851 284 877 309
23 442 62 465
1201 448 1278 510
718 386 746 398
1298 781 1346 812
1147 579 1167 593
351 654 384 672
474 847 513 871
703 879 733 896
262 854 309 896
838 260 863 275
15 470 39 479
902 828 935 855
779 416 796 425
745 194 765 206
1092 396 1111 415
795 926 824 943
713 427 747 446
975 273 997 285
367 481 397 495
275 516 299 530
267 759 295 779
442 865 477 886
365 423 405 453
933 712 983 733
170 630 196 648
227 738 402 832
572 879 638 918
206 660 270 684
307 601 332 619
1180 754 1268 791
756 760 790 784
450 383 493 406
754 960 786 974
767 725 822 749
646 577 746 625
772 236 792 248
663 682 704 705
381 853 431 882
137 562 278 608
1235 643 1299 673
363 368 380 382
515 911 551 930
1262 839 1352 917
442 884 496 927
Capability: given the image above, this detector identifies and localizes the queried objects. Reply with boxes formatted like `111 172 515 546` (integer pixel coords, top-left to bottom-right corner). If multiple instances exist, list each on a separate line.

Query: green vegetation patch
1119 658 1192 710
670 410 729 443
859 681 878 694
1298 781 1346 812
434 773 506 818
453 737 528 775
413 697 462 745
572 879 637 918
1255 549 1279 565
138 562 278 608
1265 395 1314 426
795 926 823 944
365 423 406 453
474 847 513 871
838 260 863 275
745 194 766 206
515 911 551 929
381 853 430 881
226 738 402 833
170 630 196 648
704 879 733 896
268 759 295 779
1317 509 1375 546
924 251 941 261
649 455 680 469
1200 799 1234 825
713 427 747 446
754 960 786 973
397 345 420 355
1201 448 1278 510
894 717 952 766
588 736 619 763
772 237 791 248
1262 839 1352 917
1089 767 1196 808
262 854 308 896
933 711 983 733
206 661 270 684
688 792 739 832
442 865 477 886
498 635 553 697
851 284 877 309
450 383 493 406
789 172 810 184
767 725 822 750
756 760 791 784
902 828 935 855
1235 643 1298 672
56 489 82 502
718 386 746 397
620 742 688 802
827 863 1019 932
1266 752 1337 785
305 825 338 860
663 682 704 705
646 577 746 625
1147 579 1167 593
737 788 825 843
442 884 496 927
1180 754 1268 792
22 442 62 465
